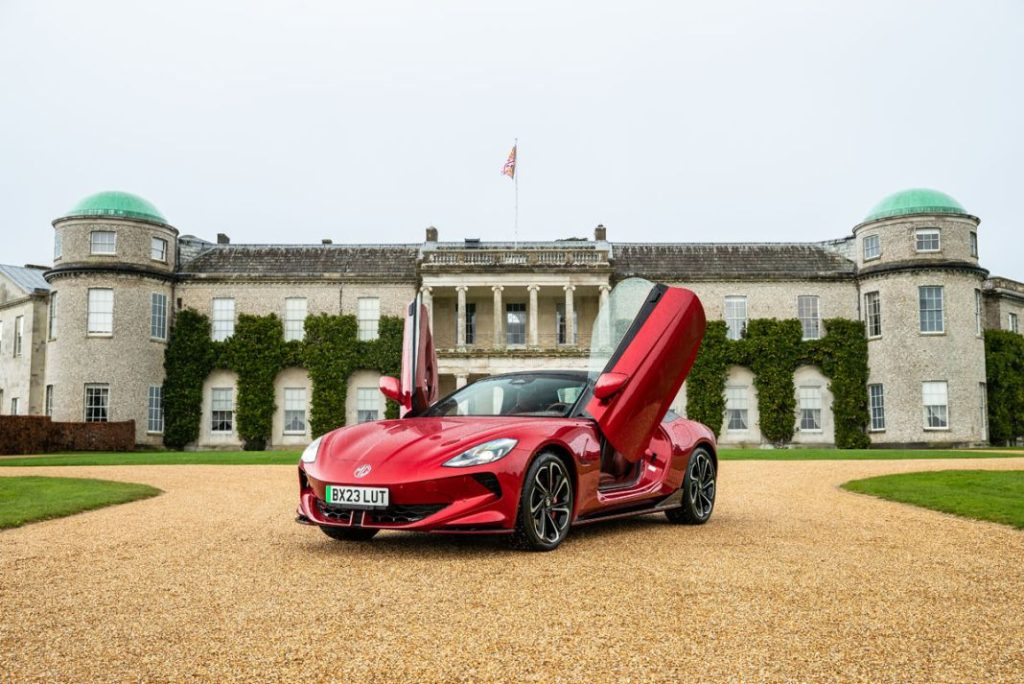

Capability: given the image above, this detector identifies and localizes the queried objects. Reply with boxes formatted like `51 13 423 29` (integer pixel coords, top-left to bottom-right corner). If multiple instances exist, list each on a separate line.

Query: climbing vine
687 317 870 448
984 329 1024 445
163 310 404 450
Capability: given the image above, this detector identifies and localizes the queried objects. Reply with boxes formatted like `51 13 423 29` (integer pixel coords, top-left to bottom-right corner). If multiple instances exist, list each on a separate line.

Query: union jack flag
502 144 516 179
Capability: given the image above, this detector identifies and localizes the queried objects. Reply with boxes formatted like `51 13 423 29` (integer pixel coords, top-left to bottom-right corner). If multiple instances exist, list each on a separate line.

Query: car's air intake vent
472 473 502 498
316 500 354 523
368 504 446 525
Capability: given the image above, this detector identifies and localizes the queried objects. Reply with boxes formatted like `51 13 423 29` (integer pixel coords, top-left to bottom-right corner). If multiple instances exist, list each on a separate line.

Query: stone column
456 373 469 389
492 285 504 349
455 285 468 349
527 284 540 348
564 284 576 346
420 285 433 334
598 284 611 349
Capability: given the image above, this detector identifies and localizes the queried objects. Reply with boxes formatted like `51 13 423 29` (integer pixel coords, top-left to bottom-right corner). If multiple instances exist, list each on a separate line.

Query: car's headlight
443 438 518 468
301 436 323 464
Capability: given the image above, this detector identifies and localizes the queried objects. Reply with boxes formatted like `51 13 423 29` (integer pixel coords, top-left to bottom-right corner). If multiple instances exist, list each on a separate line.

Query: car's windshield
422 373 588 418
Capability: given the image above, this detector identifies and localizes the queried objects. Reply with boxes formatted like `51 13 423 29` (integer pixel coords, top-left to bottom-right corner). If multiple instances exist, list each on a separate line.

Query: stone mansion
1 189 1022 449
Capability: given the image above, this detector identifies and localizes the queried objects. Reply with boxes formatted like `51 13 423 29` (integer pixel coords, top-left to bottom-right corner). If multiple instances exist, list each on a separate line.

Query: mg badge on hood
354 464 372 478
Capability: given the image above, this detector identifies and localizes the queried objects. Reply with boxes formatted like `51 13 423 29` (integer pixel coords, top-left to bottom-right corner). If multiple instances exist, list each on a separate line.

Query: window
798 387 822 431
357 387 380 423
48 292 57 339
151 293 168 340
148 386 164 433
84 384 110 422
979 382 988 441
1010 313 1020 334
464 302 477 345
0 321 3 355
284 298 307 342
151 237 168 262
797 295 821 340
357 297 380 341
506 302 527 345
90 231 116 255
556 303 579 345
45 385 54 417
54 232 62 260
284 388 307 433
211 388 234 432
975 290 983 336
211 298 235 341
725 386 748 431
915 229 940 252
863 234 880 260
970 231 978 258
724 296 747 340
868 384 885 431
922 381 949 429
14 316 23 357
864 292 881 337
87 288 114 335
918 286 944 333
10 397 19 415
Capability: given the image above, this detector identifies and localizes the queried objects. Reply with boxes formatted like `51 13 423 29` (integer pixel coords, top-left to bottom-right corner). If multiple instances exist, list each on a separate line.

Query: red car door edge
398 295 439 416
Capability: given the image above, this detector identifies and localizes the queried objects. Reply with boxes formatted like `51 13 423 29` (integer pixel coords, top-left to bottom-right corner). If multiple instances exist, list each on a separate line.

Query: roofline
852 212 980 232
53 214 179 234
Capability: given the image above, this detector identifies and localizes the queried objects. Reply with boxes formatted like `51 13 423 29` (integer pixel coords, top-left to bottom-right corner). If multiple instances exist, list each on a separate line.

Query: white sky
1 0 1021 280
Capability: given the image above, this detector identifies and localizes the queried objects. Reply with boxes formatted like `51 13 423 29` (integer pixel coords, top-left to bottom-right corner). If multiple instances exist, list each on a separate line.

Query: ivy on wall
984 330 1024 445
162 310 403 450
686 317 871 448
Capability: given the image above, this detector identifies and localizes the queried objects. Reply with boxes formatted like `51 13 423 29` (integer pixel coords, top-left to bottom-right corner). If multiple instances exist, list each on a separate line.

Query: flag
502 144 516 179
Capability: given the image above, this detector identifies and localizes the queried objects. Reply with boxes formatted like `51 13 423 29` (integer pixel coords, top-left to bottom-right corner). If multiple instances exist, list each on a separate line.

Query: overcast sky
2 0 1021 280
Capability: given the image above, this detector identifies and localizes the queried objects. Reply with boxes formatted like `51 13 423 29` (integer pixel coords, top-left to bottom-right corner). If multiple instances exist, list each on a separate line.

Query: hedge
985 329 1024 445
0 416 136 455
687 317 870 448
163 310 403 450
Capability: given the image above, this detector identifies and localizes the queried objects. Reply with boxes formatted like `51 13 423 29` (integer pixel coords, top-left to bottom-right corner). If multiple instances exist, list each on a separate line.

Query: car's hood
315 416 547 475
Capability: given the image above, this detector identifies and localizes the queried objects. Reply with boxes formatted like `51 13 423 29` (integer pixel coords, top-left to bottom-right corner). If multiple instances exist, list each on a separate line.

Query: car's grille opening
472 473 502 499
316 500 354 524
368 504 446 525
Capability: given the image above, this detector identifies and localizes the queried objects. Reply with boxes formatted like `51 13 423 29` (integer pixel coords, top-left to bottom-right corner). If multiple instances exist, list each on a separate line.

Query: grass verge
0 452 301 467
0 476 161 529
842 470 1024 529
718 448 1024 461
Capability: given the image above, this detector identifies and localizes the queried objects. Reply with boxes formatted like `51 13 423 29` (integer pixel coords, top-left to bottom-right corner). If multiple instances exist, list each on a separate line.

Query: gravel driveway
2 459 1022 683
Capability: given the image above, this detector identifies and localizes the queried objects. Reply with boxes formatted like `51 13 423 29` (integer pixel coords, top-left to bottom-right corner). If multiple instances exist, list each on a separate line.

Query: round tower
44 191 177 445
853 188 988 446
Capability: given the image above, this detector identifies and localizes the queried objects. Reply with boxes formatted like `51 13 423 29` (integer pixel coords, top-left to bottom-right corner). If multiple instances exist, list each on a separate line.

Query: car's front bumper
296 466 520 533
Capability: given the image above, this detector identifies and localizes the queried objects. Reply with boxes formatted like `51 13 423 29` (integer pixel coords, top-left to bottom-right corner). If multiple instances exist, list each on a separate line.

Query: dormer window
914 229 940 253
90 231 117 255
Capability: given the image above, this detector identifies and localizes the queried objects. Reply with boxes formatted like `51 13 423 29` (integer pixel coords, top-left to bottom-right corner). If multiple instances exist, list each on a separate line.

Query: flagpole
514 137 519 249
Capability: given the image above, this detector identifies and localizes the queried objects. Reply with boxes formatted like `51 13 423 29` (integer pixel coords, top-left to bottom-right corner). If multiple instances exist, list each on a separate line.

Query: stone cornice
44 262 176 284
856 259 989 281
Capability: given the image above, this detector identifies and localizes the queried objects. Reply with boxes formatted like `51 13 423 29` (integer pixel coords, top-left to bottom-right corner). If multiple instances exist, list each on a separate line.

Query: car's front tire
511 452 574 551
665 446 716 525
319 525 380 542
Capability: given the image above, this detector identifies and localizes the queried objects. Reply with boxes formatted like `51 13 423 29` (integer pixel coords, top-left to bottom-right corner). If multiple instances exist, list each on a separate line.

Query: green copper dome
865 188 966 222
62 191 168 224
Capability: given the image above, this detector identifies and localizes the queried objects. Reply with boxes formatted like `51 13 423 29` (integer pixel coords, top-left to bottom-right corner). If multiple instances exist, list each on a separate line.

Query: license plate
325 485 389 509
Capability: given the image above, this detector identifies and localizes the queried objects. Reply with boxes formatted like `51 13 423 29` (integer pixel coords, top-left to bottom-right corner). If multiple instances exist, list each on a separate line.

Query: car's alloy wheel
665 447 716 525
512 453 574 551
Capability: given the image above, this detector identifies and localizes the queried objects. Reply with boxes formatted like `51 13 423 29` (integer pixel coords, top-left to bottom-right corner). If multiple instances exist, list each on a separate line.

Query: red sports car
296 278 717 550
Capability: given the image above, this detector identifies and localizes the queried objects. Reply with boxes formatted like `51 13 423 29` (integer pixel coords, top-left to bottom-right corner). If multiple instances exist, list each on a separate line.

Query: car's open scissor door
399 294 439 416
585 278 705 463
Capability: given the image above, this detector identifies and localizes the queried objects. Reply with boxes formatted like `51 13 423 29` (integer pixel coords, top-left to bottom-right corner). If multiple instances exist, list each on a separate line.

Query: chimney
322 239 333 245
594 224 607 241
217 233 230 245
425 226 438 242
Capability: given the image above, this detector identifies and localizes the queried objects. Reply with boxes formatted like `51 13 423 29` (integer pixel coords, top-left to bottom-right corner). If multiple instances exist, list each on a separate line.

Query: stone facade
1 188 1022 450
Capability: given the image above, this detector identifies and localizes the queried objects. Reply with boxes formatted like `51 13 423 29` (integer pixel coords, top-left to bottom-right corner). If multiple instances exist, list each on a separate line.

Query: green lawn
842 470 1024 529
718 448 1024 461
0 476 161 529
0 451 301 467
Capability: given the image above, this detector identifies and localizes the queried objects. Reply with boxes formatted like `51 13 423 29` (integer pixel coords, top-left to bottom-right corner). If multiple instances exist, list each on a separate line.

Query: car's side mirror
379 376 403 403
593 372 628 400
